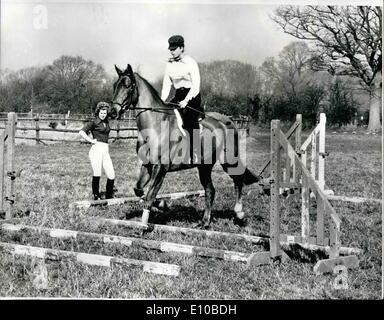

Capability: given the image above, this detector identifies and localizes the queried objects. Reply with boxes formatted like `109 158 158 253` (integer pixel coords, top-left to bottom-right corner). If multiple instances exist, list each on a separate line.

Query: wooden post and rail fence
0 112 250 144
0 115 138 144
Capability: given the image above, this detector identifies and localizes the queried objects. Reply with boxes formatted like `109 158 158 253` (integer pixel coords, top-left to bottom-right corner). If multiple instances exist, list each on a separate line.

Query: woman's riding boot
92 176 101 200
106 179 115 199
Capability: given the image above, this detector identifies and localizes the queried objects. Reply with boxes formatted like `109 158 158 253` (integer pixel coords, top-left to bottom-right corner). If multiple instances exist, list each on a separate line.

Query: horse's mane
135 73 165 105
135 73 176 116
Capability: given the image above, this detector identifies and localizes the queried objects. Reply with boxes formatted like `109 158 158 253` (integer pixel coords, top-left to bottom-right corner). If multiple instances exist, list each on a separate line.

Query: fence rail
0 112 135 120
0 113 250 144
0 117 137 144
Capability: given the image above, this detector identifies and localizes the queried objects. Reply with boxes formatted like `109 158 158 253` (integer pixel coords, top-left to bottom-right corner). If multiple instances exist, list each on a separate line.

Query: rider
79 101 115 200
161 35 204 164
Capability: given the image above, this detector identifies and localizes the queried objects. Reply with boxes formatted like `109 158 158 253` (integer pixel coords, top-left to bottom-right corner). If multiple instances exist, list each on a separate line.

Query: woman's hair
94 101 110 117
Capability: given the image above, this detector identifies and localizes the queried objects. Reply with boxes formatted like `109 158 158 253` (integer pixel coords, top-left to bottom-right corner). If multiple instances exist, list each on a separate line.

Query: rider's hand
91 139 97 144
179 100 188 109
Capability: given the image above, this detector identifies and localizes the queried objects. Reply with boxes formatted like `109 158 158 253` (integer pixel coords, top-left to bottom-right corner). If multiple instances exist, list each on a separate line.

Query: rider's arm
183 58 200 104
79 122 97 144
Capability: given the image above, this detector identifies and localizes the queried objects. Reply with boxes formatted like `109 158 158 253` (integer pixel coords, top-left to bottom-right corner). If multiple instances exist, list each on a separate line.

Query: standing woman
161 35 204 164
79 101 115 200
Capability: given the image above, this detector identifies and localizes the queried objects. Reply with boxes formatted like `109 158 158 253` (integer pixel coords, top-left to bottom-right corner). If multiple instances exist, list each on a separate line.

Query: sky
1 0 382 82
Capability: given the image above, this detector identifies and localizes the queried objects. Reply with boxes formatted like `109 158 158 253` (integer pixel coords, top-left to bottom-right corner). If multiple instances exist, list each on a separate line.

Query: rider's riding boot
105 178 115 199
191 148 199 164
191 128 201 164
92 176 101 200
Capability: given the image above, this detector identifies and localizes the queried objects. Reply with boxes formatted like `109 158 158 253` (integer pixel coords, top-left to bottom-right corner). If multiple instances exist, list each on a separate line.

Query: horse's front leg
197 165 215 229
134 164 151 198
141 164 167 224
233 182 246 226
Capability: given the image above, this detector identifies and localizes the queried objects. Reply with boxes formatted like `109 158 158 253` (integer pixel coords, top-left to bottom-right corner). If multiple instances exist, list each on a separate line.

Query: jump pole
73 190 205 210
0 223 266 266
0 241 180 277
86 217 361 256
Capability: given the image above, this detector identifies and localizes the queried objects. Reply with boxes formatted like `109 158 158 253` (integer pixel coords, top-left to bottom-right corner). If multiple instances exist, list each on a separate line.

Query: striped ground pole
72 190 205 209
326 195 382 204
0 223 253 264
91 217 269 245
0 222 362 270
92 218 362 256
0 236 180 277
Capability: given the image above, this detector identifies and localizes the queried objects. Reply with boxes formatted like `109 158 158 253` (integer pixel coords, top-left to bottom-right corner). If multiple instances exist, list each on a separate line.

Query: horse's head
110 64 138 119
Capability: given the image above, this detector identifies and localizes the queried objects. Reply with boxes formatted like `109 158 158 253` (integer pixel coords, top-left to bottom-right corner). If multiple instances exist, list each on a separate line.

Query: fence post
329 215 341 259
316 196 325 245
294 114 302 183
116 121 120 141
0 124 5 216
310 130 317 180
299 118 310 245
301 174 310 244
5 112 16 219
318 113 326 191
316 113 326 246
35 114 40 145
270 120 281 259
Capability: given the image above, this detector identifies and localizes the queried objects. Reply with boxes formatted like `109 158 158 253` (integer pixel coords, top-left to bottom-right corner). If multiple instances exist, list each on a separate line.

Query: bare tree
0 67 49 113
43 55 109 114
260 42 313 98
272 6 382 132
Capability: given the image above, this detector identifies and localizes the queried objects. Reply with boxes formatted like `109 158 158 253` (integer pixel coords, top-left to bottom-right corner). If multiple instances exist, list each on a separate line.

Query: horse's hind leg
197 164 215 228
221 164 246 224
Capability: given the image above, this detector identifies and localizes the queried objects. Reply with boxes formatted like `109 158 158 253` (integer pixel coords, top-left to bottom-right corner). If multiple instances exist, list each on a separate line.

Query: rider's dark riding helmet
168 35 184 50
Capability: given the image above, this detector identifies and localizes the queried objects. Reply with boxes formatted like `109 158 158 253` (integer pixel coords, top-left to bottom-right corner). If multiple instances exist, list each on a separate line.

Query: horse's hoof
235 210 245 220
198 221 210 229
154 199 168 212
140 229 149 237
134 188 144 197
234 217 247 227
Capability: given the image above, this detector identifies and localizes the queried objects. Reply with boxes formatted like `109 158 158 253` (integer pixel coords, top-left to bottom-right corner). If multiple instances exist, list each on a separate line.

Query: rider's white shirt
161 54 200 103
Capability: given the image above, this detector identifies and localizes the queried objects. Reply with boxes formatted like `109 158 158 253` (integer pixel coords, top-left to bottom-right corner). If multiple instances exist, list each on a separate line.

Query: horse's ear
127 64 134 77
115 65 123 77
126 64 136 84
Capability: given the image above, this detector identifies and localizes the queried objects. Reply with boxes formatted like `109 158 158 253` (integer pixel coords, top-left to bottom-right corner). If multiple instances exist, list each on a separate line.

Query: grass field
0 125 381 299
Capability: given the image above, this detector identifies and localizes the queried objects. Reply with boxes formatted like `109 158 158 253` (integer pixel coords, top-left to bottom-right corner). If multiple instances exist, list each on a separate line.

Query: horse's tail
243 167 261 186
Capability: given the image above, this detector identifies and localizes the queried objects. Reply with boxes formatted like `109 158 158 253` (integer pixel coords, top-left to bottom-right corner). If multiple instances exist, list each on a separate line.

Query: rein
111 76 206 119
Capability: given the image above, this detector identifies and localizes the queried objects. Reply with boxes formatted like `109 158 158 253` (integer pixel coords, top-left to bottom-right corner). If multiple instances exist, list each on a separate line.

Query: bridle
111 76 138 115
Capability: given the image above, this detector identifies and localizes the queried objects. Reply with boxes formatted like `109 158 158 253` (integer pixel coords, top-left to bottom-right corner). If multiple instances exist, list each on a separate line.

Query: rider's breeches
171 88 203 152
89 142 115 179
171 88 203 130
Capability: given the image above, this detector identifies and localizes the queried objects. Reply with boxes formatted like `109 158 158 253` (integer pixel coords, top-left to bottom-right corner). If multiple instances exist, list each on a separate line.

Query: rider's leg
89 143 103 200
102 144 116 199
185 94 202 164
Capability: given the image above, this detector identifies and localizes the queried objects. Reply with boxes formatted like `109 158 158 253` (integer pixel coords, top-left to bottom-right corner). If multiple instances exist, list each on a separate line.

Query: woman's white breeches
89 142 115 179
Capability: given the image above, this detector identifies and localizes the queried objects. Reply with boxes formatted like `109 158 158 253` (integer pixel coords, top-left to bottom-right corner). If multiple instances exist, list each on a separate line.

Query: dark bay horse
109 64 261 228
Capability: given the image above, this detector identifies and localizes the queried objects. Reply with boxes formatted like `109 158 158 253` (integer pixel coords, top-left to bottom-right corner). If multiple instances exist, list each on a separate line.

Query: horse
109 64 261 228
